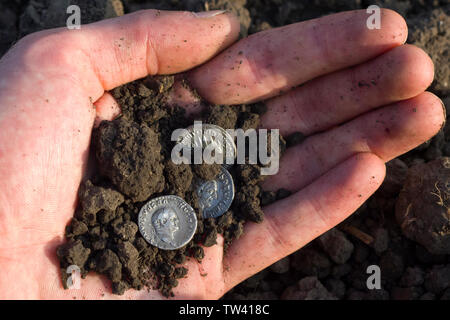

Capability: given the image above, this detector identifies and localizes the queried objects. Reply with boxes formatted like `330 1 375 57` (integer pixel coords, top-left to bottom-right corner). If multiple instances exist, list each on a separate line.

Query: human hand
0 9 444 299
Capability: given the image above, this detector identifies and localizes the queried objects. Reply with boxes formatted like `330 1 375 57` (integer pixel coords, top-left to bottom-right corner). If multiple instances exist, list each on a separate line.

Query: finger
264 92 445 192
83 10 239 89
93 77 205 125
261 44 434 135
166 79 205 116
93 92 121 127
171 236 227 300
18 10 240 102
223 153 385 289
189 9 407 104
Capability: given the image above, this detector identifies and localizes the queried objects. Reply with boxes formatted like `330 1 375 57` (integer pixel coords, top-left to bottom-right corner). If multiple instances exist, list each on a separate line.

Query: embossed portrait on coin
151 207 180 246
198 180 220 208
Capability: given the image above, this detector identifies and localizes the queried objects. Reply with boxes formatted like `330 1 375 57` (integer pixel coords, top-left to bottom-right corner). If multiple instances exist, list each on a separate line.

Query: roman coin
196 167 235 218
138 195 197 250
177 123 236 166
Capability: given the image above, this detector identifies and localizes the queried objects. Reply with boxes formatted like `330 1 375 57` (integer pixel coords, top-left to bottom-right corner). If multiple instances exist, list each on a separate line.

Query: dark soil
396 158 450 255
57 75 288 297
0 0 449 300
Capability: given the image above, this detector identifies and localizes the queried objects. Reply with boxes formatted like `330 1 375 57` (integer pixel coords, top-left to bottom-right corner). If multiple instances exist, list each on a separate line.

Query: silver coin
138 195 197 250
177 123 236 166
197 167 235 219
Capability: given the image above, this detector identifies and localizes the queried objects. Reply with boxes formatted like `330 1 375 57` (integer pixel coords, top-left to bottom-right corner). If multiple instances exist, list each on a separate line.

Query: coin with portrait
197 167 235 218
138 195 197 250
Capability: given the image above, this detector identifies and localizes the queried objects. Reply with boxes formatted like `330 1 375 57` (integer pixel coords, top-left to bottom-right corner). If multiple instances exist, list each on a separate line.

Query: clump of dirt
56 75 285 297
94 117 166 202
407 6 450 97
396 157 450 255
205 105 238 129
193 163 223 181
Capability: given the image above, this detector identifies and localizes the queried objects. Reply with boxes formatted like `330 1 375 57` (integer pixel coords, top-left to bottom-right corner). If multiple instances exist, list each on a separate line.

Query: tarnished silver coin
197 167 235 218
177 123 236 166
138 195 197 250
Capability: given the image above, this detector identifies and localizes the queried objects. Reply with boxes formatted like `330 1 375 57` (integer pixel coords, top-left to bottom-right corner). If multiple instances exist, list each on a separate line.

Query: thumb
55 9 239 94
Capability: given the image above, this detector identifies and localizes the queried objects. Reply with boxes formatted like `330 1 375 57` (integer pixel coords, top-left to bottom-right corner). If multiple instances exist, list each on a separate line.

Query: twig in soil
340 224 374 246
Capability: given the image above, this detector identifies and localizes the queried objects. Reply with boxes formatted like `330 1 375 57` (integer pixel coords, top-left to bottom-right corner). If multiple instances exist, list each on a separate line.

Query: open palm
0 9 443 299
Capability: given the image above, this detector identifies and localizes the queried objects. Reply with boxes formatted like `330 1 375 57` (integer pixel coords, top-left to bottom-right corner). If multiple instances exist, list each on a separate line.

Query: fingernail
193 10 227 19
